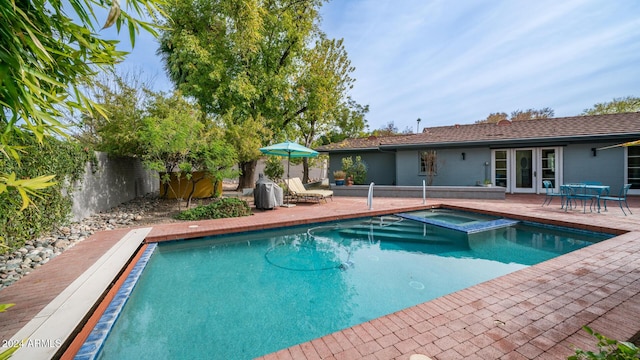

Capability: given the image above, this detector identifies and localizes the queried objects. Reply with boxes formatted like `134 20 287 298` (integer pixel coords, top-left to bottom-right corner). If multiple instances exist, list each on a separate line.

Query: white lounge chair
284 178 333 203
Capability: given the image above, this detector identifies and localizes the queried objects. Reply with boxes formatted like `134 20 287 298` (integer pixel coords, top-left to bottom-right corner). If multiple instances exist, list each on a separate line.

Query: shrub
341 156 367 184
333 170 346 180
569 326 639 360
174 198 252 221
0 134 95 252
263 156 284 181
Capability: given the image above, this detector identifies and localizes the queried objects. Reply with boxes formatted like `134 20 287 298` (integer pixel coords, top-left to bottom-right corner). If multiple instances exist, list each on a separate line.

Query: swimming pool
87 210 612 359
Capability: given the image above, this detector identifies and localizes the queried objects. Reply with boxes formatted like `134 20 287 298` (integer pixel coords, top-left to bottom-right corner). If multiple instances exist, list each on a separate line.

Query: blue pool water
94 211 612 360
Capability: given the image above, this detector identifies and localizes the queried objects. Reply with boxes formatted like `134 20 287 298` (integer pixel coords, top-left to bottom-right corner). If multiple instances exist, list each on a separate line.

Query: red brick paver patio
0 194 639 359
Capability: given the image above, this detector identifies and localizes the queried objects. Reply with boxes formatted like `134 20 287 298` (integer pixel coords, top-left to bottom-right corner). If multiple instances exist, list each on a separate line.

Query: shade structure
259 141 319 159
597 139 640 150
259 141 319 207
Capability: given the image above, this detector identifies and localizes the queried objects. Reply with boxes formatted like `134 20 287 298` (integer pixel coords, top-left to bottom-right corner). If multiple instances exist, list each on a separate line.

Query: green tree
476 108 554 123
158 0 325 188
341 155 367 185
476 112 508 124
263 156 285 182
373 121 400 136
74 72 152 156
138 91 237 208
292 36 362 182
510 108 554 121
321 99 369 144
582 96 640 115
1 0 164 209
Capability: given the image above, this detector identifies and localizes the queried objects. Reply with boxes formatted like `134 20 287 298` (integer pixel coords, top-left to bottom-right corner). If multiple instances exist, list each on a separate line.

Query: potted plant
333 170 346 185
341 156 368 184
484 179 492 187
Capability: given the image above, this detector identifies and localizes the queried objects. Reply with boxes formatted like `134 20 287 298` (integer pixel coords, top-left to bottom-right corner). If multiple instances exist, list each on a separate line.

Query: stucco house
317 112 640 195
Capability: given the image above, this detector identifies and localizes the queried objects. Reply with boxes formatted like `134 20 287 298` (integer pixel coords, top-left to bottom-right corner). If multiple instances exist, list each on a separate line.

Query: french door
492 148 561 193
514 149 535 192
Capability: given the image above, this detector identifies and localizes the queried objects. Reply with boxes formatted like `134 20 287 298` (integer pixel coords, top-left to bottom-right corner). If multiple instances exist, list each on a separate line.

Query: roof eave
315 146 381 153
377 132 640 149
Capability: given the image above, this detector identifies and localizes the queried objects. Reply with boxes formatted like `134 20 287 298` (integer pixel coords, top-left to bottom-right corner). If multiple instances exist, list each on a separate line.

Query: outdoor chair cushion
285 178 333 203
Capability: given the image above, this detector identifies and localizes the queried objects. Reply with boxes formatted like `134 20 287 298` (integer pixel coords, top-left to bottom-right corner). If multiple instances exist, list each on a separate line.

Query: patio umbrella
260 141 319 207
260 141 319 180
597 139 640 150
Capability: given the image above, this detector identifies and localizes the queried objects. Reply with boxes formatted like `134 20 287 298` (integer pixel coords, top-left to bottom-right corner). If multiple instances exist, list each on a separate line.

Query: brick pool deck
0 194 639 359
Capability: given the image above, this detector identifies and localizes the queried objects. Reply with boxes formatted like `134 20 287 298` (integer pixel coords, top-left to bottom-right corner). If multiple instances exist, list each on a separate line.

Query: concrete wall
563 142 625 192
70 152 159 221
328 151 396 185
396 147 492 186
340 141 629 193
253 157 327 182
331 184 505 199
69 155 325 221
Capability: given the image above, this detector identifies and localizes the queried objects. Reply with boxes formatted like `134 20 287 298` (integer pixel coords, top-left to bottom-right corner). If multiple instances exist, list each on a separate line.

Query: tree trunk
302 158 310 183
238 160 257 189
186 174 206 208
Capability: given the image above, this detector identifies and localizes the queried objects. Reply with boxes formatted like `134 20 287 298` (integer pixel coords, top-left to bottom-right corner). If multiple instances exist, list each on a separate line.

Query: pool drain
409 281 425 290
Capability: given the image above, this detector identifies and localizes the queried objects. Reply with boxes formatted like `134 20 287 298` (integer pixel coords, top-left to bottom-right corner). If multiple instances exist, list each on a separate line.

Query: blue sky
114 0 640 131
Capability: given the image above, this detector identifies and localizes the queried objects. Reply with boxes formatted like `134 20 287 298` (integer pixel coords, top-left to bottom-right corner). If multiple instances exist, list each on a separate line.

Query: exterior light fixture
591 148 597 157
461 152 466 160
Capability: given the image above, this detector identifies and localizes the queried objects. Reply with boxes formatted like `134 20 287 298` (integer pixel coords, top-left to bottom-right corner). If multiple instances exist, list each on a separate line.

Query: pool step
396 213 519 234
338 223 460 244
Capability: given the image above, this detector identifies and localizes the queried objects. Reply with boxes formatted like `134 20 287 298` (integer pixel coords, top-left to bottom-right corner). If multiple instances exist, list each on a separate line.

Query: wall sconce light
591 148 597 157
461 152 466 160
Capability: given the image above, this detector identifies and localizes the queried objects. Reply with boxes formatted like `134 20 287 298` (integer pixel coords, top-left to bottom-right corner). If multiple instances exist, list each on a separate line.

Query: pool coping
256 204 640 359
1 196 638 359
2 227 151 360
73 243 157 360
76 205 636 359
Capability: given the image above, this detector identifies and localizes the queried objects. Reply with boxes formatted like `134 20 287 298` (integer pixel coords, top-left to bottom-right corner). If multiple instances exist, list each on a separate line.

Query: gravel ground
0 190 246 289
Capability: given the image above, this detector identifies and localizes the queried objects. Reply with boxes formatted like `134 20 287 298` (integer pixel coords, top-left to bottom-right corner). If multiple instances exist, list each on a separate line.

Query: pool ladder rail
367 180 428 210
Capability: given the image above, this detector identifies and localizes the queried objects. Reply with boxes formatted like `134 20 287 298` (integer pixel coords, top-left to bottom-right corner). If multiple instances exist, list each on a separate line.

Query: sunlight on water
98 214 611 360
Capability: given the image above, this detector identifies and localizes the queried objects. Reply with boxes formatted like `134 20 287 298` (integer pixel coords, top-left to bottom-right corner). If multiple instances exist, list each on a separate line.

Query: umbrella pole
283 152 295 207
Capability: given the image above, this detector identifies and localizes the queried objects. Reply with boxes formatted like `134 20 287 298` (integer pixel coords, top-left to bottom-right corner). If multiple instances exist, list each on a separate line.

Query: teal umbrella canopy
260 141 318 184
259 141 319 158
260 141 318 206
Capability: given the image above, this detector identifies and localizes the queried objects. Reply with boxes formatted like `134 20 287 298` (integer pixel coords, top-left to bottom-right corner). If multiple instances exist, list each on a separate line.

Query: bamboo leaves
101 0 122 30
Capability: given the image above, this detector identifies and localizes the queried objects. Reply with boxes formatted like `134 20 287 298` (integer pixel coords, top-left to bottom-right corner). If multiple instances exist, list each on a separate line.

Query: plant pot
335 179 345 186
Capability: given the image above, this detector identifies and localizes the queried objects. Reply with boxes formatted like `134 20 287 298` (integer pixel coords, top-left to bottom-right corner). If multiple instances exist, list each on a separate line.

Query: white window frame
625 146 640 195
492 147 563 194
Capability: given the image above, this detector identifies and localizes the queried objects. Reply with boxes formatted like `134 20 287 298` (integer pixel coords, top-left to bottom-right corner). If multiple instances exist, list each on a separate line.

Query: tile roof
316 112 640 151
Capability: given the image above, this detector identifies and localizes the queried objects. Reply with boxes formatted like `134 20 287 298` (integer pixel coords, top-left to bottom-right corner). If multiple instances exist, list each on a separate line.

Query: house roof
316 112 640 152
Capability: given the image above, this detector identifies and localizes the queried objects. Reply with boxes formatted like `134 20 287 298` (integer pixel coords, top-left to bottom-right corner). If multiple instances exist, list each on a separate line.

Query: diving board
395 213 519 234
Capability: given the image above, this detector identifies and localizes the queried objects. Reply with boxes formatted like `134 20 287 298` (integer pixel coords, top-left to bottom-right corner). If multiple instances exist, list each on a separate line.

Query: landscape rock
0 194 169 290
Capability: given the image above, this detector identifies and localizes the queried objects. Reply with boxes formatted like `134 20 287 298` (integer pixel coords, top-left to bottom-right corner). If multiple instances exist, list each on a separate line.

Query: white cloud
320 0 640 129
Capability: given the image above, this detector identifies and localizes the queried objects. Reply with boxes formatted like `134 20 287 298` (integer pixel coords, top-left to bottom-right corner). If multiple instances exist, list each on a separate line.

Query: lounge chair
284 177 333 203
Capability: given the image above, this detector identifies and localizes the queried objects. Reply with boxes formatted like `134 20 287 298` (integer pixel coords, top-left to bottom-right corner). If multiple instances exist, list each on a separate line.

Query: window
494 150 508 187
420 150 437 175
628 146 640 189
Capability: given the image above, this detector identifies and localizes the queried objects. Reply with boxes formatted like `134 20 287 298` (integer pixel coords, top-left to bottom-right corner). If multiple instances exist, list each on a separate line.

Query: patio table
561 183 610 213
